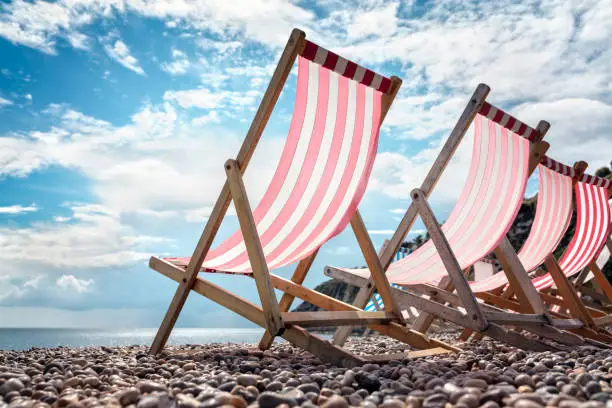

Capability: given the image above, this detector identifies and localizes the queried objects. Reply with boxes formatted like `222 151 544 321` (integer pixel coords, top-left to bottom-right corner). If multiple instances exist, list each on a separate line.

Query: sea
0 328 273 351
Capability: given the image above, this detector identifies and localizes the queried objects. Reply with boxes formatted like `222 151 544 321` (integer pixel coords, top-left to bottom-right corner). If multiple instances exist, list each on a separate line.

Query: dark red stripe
517 123 527 136
323 52 339 70
479 102 491 116
302 40 318 61
344 61 357 79
379 77 391 93
361 69 375 86
492 110 504 123
505 117 516 132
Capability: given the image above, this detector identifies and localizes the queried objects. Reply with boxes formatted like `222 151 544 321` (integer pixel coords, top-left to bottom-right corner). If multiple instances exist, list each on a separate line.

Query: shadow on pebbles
1 332 611 408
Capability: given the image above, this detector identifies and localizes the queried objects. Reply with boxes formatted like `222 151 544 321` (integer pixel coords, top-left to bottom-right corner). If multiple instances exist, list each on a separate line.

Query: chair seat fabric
166 55 384 273
339 112 531 286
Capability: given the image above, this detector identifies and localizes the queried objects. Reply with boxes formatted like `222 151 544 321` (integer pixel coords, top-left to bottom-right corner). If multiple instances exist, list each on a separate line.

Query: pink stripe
271 83 368 267
204 57 311 261
214 63 331 270
261 75 350 266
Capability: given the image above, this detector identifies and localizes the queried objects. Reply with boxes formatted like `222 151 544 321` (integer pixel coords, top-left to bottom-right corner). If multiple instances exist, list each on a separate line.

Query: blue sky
0 0 611 328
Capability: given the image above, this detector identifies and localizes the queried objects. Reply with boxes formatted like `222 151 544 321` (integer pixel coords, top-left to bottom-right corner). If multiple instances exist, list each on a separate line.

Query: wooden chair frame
327 87 597 350
148 29 459 367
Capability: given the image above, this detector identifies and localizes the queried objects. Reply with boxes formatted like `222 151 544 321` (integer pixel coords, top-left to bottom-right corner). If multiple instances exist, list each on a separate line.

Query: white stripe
487 106 498 120
277 86 376 266
264 79 359 268
560 183 589 273
371 75 382 90
232 70 341 270
313 47 328 66
499 113 510 127
204 60 320 268
354 66 366 82
511 119 521 133
388 123 493 280
334 57 348 75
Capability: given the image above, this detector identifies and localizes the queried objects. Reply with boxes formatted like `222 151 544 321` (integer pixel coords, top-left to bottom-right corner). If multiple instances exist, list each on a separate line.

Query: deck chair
529 173 612 330
326 87 586 351
572 199 612 303
456 158 612 343
147 29 457 367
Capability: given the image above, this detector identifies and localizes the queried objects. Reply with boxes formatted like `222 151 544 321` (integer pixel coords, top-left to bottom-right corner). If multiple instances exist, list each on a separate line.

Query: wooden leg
225 159 283 336
588 261 612 302
350 211 405 322
412 276 453 333
258 251 318 350
148 29 305 355
411 188 488 330
495 238 550 316
544 256 595 327
150 257 363 367
332 240 390 346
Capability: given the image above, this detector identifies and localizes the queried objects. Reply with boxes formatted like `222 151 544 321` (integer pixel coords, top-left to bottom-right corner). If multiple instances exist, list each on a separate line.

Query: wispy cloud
0 204 38 214
161 49 190 75
103 39 145 76
0 96 12 107
56 274 94 293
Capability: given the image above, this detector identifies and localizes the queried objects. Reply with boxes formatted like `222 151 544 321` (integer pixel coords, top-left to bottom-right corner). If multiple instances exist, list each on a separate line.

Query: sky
0 0 611 329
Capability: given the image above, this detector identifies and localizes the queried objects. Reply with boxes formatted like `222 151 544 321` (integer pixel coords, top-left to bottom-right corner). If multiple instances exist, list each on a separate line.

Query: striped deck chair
455 158 612 343
572 198 612 302
147 29 456 367
326 85 582 351
530 173 612 330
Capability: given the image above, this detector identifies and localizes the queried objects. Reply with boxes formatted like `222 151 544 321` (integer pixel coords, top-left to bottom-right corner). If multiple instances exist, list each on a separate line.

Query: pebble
0 333 610 407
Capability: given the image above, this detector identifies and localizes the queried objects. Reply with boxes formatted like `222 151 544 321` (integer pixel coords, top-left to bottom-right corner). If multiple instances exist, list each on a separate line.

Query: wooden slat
361 347 451 362
225 159 284 335
484 311 549 325
265 272 460 352
588 261 612 302
411 188 488 330
150 257 364 367
495 237 548 315
282 311 396 327
350 211 404 321
545 255 596 327
593 315 612 326
259 250 318 349
149 29 306 355
412 276 453 333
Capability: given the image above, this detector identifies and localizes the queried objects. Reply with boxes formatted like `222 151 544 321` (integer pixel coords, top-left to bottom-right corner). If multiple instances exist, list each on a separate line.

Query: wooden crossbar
282 311 397 327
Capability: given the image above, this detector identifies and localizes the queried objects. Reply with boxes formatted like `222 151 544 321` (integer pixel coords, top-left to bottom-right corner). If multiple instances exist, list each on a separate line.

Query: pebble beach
1 331 611 408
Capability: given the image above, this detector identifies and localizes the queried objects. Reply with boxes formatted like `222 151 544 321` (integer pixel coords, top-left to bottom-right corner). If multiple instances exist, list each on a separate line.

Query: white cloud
0 97 12 107
56 274 94 293
389 208 405 214
23 275 46 289
103 39 145 75
0 204 38 214
346 2 398 40
161 48 190 75
0 203 161 270
0 0 314 55
53 215 71 222
164 88 225 109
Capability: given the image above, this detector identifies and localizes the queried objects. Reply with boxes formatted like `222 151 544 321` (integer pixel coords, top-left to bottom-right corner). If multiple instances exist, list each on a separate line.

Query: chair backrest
468 157 574 293
518 158 575 272
533 174 611 290
201 42 392 273
384 105 535 284
365 248 411 312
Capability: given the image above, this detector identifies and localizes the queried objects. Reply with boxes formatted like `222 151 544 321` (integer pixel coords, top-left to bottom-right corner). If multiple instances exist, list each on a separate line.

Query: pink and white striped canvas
166 54 386 273
469 159 575 293
339 112 532 285
532 175 611 291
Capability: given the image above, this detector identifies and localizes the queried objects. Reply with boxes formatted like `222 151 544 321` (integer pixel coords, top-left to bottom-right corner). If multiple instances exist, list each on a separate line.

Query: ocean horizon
0 328 273 351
